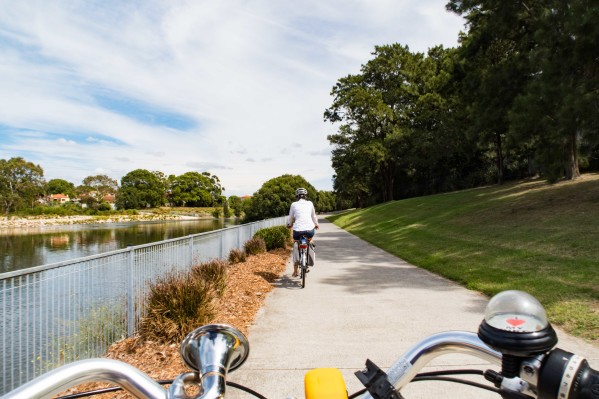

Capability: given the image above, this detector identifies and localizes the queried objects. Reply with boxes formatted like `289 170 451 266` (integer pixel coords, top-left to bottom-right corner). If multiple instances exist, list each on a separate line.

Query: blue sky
0 1 465 196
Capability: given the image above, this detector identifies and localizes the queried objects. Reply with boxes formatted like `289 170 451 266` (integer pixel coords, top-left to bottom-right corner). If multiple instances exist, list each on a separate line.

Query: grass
329 173 599 343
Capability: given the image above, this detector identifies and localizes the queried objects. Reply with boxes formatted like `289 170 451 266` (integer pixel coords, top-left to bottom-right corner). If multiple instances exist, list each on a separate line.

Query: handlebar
368 331 502 395
3 327 598 399
2 358 166 399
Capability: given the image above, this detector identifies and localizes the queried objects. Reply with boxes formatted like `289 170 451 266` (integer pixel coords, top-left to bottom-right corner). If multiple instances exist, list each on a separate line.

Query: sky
0 1 465 197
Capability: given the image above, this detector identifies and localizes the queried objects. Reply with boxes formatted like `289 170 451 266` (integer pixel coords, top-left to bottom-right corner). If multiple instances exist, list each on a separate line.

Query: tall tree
81 174 119 201
0 157 45 213
448 0 599 182
203 172 224 205
152 170 170 205
47 178 76 197
326 44 422 203
228 195 243 217
397 45 481 195
169 172 219 207
243 175 316 222
509 0 599 181
447 0 536 184
315 191 336 213
116 169 164 209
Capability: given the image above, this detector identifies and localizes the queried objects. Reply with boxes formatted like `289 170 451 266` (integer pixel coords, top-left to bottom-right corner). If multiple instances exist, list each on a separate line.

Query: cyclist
287 187 319 277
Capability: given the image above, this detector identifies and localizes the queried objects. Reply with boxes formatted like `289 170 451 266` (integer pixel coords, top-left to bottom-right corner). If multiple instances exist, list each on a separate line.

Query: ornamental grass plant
139 271 218 343
228 248 247 264
244 237 267 255
191 259 228 298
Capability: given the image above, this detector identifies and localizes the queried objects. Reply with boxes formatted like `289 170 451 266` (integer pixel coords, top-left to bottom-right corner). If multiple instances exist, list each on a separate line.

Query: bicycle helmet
295 187 308 199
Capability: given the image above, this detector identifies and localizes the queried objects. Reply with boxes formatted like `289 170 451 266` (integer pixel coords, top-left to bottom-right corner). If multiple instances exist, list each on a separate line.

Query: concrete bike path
227 217 599 399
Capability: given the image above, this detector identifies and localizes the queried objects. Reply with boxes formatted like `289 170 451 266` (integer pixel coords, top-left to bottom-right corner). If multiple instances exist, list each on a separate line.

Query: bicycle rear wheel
300 249 306 288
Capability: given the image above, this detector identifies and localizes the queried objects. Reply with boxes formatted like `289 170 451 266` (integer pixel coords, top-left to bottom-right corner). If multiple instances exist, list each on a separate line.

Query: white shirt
288 199 318 231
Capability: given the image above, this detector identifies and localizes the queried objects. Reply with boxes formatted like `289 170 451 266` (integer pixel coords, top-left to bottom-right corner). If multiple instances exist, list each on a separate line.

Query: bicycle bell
478 290 557 377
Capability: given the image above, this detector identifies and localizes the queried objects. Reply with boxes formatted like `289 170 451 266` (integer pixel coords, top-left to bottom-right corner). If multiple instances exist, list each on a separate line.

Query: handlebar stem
2 358 167 399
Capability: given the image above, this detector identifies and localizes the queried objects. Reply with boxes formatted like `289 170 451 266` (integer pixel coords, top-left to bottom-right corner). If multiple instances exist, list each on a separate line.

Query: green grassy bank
329 174 599 343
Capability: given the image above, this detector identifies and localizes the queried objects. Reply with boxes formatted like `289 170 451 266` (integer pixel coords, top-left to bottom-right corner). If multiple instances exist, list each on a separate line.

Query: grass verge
329 174 599 343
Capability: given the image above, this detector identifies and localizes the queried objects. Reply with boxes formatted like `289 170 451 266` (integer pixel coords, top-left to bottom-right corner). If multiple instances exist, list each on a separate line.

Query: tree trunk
381 163 395 202
565 131 580 180
495 132 504 184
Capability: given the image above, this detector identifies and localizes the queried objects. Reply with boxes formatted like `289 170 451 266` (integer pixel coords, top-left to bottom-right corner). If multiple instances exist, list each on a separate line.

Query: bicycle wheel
300 249 306 288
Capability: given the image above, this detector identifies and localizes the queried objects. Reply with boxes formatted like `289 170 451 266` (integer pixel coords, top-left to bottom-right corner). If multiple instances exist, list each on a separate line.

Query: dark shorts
293 229 315 241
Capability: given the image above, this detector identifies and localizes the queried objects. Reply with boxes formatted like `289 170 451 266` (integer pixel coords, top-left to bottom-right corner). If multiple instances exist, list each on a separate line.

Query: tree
47 179 76 197
329 126 380 207
315 191 336 213
169 172 215 207
82 174 119 201
228 195 243 217
152 170 170 205
0 157 45 213
204 172 224 205
243 175 317 222
222 197 232 218
447 0 543 184
116 169 164 209
326 44 478 203
448 0 599 182
325 45 420 203
509 0 599 181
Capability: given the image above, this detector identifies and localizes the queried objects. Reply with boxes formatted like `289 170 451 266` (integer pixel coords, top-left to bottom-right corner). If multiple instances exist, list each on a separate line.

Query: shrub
273 225 293 246
254 226 291 251
139 271 217 343
191 259 228 297
244 237 266 255
98 202 112 211
228 248 247 264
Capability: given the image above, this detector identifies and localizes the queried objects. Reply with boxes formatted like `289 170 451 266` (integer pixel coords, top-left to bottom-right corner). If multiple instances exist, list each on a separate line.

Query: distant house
102 194 116 203
240 195 252 201
48 194 70 204
103 193 117 209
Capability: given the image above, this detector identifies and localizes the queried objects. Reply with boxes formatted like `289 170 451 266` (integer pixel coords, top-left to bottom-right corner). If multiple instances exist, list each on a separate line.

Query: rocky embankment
0 214 190 229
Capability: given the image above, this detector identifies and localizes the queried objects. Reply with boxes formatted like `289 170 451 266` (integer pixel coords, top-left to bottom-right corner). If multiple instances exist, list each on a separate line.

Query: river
0 218 236 274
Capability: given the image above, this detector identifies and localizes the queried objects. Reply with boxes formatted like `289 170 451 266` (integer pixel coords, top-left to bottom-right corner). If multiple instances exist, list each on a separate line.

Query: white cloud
0 0 465 195
57 138 77 145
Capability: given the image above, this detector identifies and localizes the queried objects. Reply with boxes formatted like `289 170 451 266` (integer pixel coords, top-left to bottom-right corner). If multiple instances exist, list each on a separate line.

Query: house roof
49 194 70 199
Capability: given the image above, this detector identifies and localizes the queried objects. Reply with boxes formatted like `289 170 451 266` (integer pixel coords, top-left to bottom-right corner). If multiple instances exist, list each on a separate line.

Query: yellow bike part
304 368 348 399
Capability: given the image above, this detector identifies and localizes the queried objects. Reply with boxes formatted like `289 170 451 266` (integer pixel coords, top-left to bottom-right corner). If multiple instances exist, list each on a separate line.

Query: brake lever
355 359 404 399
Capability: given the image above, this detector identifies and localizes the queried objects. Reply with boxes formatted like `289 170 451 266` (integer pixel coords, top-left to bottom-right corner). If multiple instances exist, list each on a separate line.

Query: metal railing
0 216 287 394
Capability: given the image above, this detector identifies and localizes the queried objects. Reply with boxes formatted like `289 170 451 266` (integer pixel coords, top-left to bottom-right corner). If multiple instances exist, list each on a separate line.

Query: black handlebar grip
538 348 599 399
571 362 599 399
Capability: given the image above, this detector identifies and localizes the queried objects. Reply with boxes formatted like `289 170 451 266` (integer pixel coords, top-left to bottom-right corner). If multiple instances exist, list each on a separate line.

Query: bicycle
295 233 313 289
287 224 315 289
5 290 599 399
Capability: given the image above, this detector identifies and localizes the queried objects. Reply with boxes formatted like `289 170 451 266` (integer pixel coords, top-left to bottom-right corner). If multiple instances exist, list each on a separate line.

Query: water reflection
0 219 233 274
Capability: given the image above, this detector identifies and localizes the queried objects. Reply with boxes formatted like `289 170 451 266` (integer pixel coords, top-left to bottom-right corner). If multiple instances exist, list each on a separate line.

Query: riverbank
0 213 197 230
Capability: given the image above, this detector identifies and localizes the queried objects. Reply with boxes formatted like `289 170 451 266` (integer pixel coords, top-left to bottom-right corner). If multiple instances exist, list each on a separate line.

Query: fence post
188 235 194 267
220 232 224 259
127 247 135 337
